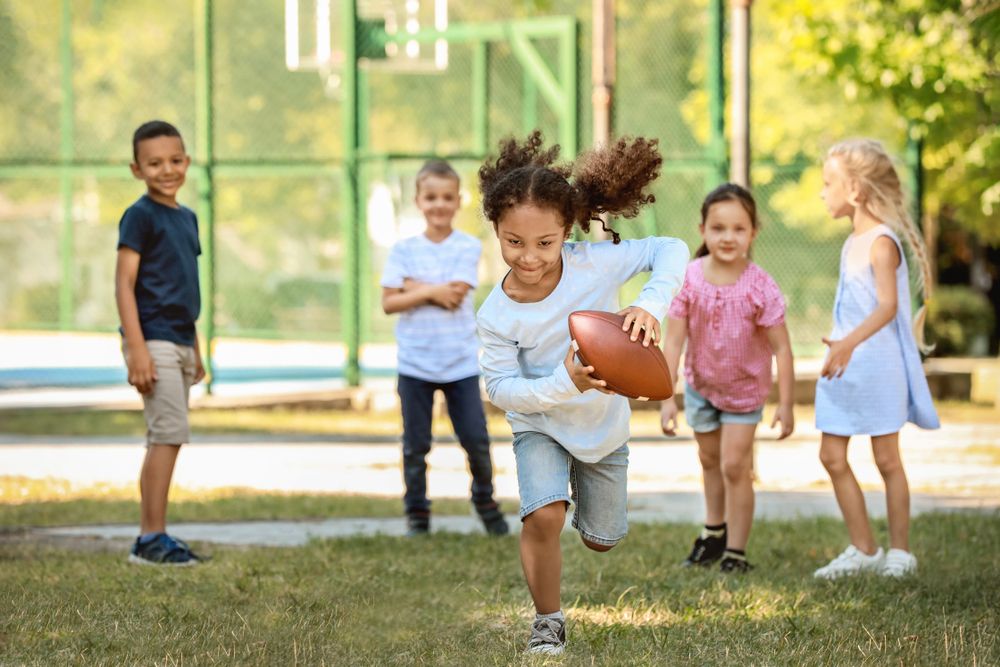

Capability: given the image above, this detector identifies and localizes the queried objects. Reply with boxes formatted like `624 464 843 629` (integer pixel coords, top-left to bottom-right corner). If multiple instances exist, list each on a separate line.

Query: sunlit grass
0 476 491 527
1 515 996 664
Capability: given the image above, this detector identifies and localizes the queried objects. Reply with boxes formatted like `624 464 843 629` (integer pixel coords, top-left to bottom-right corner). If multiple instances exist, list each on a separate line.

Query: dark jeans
397 373 496 515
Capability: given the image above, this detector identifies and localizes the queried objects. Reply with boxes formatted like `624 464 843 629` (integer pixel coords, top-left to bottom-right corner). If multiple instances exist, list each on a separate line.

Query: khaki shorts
123 339 197 445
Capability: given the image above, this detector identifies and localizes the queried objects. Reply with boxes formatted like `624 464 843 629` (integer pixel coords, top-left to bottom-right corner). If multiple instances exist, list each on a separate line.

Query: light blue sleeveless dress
815 224 940 436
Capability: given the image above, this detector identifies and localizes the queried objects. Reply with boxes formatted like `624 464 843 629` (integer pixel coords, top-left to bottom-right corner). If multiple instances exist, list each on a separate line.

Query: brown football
568 310 674 401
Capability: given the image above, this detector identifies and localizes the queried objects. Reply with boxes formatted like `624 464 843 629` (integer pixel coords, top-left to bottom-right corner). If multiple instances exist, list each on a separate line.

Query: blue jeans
398 374 496 515
513 431 629 547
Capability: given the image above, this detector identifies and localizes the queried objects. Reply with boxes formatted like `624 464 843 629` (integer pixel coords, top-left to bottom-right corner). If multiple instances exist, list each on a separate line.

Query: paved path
5 417 999 547
32 490 1000 547
4 419 999 498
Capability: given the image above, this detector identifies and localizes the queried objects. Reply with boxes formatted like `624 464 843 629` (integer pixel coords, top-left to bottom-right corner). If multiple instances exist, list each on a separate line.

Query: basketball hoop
284 0 449 99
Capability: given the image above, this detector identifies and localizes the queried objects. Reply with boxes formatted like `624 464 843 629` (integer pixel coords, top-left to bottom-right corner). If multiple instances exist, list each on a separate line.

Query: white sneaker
813 545 885 580
527 617 566 655
881 548 917 577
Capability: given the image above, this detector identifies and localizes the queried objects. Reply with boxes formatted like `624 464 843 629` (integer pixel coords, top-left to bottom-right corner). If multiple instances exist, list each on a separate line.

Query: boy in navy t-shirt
115 120 204 565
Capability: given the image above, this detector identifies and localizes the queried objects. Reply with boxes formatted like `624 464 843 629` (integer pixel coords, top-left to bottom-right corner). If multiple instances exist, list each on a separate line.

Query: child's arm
659 316 688 436
405 277 472 308
192 326 206 384
115 247 157 394
765 323 795 439
821 236 900 378
478 327 604 414
620 238 689 319
381 281 469 314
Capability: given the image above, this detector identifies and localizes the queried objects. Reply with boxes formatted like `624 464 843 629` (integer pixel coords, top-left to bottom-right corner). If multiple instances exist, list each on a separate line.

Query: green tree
768 0 999 240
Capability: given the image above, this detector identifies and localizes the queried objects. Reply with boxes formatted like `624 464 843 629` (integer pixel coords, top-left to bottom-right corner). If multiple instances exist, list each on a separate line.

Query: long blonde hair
826 138 933 352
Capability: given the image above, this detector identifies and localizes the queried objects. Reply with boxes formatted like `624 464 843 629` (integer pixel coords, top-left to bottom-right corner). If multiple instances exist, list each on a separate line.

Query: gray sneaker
527 617 566 655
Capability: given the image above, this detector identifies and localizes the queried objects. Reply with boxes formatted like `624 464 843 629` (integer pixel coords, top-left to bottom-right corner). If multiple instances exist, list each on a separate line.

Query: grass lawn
1 514 997 665
0 401 995 439
0 478 483 528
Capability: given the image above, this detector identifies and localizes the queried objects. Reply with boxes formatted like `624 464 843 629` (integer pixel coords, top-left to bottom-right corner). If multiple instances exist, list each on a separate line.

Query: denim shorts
684 384 762 433
512 431 629 546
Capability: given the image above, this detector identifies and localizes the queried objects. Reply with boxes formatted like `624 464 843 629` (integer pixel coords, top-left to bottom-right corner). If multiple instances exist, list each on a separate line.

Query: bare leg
520 502 566 614
719 423 757 550
872 432 910 551
819 433 877 554
139 444 181 534
695 429 725 526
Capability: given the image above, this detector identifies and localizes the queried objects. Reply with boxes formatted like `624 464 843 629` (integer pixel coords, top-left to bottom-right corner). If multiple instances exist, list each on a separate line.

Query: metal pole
730 0 751 187
522 72 538 133
906 131 924 232
342 0 361 386
558 18 578 158
472 42 489 154
472 41 489 155
194 0 216 393
357 67 371 360
591 0 614 241
707 0 727 188
591 0 614 148
906 129 933 286
59 0 75 330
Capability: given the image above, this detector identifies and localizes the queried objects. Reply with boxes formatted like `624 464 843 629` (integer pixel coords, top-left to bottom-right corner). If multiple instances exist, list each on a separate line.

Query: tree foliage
768 0 1000 240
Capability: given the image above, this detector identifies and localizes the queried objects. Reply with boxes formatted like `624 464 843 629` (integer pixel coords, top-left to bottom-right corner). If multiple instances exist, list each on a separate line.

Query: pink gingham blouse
668 258 786 412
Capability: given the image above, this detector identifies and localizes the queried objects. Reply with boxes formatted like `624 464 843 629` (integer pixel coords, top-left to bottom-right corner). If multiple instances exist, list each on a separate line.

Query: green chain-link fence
0 0 919 385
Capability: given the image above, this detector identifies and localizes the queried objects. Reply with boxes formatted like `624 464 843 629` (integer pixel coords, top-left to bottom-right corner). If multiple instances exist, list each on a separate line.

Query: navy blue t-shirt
117 195 201 346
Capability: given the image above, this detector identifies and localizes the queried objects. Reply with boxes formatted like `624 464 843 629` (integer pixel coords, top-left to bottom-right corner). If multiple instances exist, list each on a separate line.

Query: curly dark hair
478 130 662 243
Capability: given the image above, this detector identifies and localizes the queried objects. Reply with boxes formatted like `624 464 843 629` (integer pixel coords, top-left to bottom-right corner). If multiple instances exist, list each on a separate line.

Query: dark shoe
475 502 509 536
681 532 726 567
720 555 754 573
406 513 430 537
128 533 201 566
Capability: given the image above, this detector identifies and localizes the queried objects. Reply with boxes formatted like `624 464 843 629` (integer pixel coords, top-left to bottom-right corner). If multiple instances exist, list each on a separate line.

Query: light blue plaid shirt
381 230 482 383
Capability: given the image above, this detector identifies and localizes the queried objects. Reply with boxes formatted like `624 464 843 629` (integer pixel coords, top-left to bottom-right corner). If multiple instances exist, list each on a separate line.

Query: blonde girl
813 138 940 580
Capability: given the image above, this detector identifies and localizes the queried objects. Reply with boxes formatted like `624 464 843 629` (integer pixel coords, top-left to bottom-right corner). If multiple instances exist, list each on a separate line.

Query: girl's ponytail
571 136 662 243
479 131 661 242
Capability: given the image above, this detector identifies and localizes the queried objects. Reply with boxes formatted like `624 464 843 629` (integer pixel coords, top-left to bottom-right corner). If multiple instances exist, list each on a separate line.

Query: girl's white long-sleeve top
476 237 689 462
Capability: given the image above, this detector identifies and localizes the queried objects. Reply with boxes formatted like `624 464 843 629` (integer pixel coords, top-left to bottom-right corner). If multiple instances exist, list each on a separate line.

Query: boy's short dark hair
132 120 185 162
416 160 460 192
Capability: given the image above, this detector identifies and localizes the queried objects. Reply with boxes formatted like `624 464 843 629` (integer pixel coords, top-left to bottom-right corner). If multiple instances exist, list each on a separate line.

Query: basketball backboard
285 0 449 97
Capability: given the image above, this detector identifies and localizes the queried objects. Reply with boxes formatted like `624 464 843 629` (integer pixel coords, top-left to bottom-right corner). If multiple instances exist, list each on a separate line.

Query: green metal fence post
59 0 75 330
522 70 538 133
906 128 924 231
342 0 361 386
707 0 727 188
472 41 489 155
558 17 578 157
358 68 371 356
194 0 216 393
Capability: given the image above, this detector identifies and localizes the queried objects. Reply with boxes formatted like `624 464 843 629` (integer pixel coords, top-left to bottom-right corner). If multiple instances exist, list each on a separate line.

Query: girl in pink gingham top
660 183 795 573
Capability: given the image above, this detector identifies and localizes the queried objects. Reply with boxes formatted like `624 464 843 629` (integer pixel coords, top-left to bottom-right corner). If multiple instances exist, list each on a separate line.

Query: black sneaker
406 513 430 537
681 532 726 567
128 533 201 566
719 555 754 573
475 502 510 536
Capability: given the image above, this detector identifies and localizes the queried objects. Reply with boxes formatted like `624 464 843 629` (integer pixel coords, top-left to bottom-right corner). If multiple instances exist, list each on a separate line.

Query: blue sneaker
128 533 201 566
